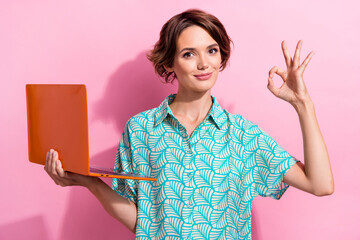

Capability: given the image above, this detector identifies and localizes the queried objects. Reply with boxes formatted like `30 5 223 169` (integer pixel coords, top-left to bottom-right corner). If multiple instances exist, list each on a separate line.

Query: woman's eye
183 52 194 58
209 48 219 54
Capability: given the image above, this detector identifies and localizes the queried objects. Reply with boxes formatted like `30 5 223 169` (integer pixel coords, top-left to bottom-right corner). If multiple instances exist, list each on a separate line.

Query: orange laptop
26 84 156 181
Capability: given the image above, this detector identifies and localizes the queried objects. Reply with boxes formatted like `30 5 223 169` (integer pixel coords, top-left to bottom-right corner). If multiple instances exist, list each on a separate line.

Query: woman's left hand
267 40 314 107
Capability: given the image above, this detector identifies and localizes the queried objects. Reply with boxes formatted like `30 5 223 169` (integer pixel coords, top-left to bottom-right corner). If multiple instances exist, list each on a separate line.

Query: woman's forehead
176 25 217 50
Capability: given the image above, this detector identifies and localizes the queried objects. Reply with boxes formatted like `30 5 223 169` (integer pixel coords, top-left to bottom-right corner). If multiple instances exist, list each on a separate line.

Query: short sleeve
112 121 138 204
253 127 299 200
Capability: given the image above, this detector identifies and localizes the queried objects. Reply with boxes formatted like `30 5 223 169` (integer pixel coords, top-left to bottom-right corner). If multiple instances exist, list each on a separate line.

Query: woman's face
166 25 222 94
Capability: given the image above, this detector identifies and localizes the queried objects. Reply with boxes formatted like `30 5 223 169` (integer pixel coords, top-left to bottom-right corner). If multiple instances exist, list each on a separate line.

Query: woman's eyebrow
207 43 219 49
178 47 195 54
178 43 219 54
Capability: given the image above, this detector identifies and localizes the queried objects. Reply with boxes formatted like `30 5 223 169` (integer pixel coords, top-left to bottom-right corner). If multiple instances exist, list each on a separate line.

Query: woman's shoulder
213 97 259 132
225 110 263 137
226 111 262 133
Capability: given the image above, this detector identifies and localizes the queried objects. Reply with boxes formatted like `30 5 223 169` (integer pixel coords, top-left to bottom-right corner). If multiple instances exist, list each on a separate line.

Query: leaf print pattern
113 94 299 239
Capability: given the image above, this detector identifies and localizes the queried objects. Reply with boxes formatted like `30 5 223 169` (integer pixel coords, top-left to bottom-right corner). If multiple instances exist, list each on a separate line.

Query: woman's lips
194 72 213 80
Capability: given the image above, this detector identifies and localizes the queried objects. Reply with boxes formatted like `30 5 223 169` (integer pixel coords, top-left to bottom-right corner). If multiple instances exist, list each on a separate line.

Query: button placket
187 146 192 154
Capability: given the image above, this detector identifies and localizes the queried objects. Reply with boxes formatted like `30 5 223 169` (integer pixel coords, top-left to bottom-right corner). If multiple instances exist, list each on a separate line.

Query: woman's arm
267 40 334 196
45 149 138 232
87 177 138 233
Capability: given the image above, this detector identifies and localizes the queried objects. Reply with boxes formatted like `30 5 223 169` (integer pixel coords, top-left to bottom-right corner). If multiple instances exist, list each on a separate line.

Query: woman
45 9 334 239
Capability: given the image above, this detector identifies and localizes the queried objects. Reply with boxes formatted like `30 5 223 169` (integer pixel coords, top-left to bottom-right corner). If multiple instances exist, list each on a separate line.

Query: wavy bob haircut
147 9 232 83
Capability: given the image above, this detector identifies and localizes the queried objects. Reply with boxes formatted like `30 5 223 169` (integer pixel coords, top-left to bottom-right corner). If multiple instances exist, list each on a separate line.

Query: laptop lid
26 84 157 181
26 84 90 175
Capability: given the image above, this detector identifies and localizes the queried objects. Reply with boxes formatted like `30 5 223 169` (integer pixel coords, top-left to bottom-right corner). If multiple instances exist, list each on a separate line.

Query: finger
50 150 58 176
45 151 50 172
46 149 55 173
268 66 287 81
44 149 64 185
56 160 66 178
293 40 303 68
299 51 315 72
267 76 280 97
282 41 292 68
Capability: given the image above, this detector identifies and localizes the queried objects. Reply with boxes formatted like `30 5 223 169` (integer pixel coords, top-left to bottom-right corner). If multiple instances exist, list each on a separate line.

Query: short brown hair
147 9 232 83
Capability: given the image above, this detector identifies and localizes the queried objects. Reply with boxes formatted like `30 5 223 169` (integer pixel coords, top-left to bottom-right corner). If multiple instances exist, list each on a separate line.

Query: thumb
267 76 279 97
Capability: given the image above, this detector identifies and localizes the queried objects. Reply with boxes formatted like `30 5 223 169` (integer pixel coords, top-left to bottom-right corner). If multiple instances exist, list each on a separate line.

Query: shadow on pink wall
52 52 263 239
92 51 177 134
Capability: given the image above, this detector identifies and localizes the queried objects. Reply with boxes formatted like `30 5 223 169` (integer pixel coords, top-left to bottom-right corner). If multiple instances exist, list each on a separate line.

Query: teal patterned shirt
112 94 299 240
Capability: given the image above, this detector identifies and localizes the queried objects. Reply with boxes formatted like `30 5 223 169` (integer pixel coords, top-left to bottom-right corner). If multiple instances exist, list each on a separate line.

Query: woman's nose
197 55 209 70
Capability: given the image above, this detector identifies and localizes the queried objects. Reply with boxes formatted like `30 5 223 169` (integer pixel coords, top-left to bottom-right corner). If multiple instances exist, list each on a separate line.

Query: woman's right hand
44 149 97 188
45 150 137 233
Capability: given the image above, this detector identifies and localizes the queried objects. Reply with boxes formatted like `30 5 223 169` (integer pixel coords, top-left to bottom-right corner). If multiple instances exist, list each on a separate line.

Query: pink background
1 0 359 239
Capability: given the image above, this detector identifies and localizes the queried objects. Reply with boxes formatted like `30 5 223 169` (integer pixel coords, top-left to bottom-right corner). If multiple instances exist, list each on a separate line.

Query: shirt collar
154 94 228 129
208 96 228 129
154 94 176 127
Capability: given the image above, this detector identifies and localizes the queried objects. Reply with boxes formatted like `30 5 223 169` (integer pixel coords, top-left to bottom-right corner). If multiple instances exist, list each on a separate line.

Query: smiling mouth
194 72 213 80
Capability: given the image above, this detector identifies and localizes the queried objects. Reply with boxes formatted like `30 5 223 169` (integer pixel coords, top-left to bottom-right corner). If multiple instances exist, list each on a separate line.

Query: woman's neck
169 90 213 123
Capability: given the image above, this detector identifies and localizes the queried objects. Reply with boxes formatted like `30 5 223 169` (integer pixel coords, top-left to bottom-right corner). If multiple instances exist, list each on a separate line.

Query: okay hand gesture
267 40 314 107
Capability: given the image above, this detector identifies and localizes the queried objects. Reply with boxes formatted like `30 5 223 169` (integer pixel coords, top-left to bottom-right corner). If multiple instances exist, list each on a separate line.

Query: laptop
26 84 156 181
